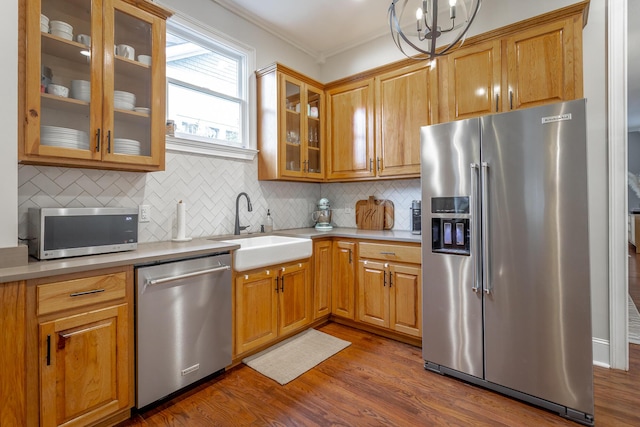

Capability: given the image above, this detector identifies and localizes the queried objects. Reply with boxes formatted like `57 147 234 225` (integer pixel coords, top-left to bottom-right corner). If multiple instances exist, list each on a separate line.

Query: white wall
0 0 18 248
319 0 610 348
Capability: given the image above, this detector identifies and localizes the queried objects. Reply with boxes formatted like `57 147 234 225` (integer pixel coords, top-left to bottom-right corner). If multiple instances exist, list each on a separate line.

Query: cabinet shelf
42 33 91 65
41 93 90 114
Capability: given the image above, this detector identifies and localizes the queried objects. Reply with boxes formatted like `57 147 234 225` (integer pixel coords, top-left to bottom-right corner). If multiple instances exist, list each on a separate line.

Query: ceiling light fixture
388 0 481 59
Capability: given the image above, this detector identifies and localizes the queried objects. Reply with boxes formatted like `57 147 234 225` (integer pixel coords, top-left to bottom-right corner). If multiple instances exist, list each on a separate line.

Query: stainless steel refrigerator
420 99 594 425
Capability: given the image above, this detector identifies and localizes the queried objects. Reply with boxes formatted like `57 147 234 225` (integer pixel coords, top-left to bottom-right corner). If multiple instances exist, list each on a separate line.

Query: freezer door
421 118 483 378
481 99 594 415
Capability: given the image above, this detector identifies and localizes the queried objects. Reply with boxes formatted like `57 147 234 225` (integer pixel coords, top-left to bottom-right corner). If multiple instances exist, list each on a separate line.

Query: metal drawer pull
146 264 230 286
379 252 396 255
70 288 105 297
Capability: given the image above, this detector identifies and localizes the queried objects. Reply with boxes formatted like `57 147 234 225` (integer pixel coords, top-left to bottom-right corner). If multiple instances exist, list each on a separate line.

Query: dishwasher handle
145 264 230 286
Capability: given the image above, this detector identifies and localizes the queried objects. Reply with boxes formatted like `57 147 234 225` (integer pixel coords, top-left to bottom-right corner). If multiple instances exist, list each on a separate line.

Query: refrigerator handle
481 161 491 294
470 163 480 293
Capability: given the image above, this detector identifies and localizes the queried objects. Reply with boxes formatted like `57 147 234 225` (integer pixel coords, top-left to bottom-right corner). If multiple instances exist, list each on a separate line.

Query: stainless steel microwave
28 207 138 260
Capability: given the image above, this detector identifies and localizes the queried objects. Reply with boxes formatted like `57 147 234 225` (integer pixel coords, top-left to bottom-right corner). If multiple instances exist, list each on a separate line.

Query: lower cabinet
313 239 332 319
357 242 422 338
331 240 356 319
234 261 311 356
29 267 134 427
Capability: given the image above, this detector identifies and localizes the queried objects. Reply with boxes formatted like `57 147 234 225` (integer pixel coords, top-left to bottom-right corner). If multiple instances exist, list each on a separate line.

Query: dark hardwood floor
119 322 640 427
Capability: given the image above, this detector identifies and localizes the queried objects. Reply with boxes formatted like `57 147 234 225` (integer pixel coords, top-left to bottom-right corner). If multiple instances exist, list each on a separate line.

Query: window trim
164 12 257 160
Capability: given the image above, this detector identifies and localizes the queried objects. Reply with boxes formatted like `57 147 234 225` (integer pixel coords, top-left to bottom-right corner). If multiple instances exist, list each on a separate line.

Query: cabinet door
505 18 579 111
39 304 129 427
331 241 356 319
389 264 422 337
305 84 324 178
101 0 165 168
235 270 278 355
313 239 332 319
280 74 305 177
326 79 375 180
278 262 311 335
357 260 389 328
446 40 501 120
25 0 103 162
375 64 431 177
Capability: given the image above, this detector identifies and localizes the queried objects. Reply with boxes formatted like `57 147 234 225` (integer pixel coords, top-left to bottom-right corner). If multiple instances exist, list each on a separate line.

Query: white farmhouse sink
221 235 312 272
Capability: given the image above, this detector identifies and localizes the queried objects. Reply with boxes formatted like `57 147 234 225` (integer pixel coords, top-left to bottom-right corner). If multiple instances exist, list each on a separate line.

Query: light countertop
0 228 421 283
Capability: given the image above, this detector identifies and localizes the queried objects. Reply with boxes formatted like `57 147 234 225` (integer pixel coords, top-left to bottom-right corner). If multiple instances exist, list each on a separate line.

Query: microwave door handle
470 163 480 293
481 162 491 294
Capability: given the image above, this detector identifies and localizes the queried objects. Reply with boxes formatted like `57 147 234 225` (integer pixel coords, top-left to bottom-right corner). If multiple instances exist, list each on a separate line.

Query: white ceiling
212 0 640 130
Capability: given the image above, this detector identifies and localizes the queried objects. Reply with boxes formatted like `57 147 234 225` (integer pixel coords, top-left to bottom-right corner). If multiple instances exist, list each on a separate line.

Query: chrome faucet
234 192 253 235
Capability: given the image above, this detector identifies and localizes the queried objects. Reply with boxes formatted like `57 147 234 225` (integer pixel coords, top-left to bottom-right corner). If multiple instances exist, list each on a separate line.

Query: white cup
76 34 91 47
137 54 151 65
116 44 135 60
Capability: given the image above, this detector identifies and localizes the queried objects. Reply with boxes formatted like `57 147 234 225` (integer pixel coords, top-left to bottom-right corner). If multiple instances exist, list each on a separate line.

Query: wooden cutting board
355 196 394 230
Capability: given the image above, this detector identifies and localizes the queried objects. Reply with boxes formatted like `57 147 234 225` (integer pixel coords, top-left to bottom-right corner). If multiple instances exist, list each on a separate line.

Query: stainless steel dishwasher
135 253 232 408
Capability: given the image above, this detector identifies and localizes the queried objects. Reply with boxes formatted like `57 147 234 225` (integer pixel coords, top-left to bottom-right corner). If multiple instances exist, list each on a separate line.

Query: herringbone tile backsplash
18 151 421 243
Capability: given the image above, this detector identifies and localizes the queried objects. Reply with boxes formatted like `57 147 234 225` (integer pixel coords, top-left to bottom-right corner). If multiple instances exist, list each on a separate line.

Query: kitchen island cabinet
234 260 311 357
20 0 172 172
27 266 134 427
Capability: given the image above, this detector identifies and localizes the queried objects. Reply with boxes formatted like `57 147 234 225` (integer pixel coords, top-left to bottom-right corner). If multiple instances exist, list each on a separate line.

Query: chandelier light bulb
416 7 423 20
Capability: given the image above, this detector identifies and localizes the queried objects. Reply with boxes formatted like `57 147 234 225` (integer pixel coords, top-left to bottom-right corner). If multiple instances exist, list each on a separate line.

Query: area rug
630 296 640 345
242 329 351 385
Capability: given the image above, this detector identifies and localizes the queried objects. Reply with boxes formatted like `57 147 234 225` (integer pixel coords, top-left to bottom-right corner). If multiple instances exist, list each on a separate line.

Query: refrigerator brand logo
541 113 572 124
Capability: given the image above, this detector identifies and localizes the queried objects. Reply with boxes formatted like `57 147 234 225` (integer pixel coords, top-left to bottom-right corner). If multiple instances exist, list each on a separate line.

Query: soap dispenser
265 209 273 232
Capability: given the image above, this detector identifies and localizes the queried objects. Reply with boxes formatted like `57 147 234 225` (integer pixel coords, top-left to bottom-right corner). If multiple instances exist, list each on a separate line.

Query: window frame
164 13 257 160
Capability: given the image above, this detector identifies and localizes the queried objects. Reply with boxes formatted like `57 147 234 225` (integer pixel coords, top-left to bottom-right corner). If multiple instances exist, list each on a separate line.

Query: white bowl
50 20 72 31
137 55 151 65
51 29 73 40
40 14 49 24
40 23 49 33
47 84 69 97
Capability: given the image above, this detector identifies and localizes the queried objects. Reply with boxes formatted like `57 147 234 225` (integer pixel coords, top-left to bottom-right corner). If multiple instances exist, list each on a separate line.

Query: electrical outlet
139 205 150 223
345 207 353 214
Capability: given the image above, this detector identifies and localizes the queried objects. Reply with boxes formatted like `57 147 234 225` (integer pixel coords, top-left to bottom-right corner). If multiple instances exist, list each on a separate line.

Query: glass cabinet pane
307 88 321 174
285 80 302 172
40 0 95 152
113 9 152 157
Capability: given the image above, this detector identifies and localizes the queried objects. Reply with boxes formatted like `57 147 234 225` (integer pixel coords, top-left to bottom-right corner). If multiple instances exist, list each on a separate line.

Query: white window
165 15 256 160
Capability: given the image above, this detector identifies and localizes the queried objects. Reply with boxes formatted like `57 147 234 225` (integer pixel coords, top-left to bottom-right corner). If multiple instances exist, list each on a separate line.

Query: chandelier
388 0 482 59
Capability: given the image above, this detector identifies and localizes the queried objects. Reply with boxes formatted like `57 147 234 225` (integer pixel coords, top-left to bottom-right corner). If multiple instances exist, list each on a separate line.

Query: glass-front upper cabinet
279 73 324 179
21 0 172 171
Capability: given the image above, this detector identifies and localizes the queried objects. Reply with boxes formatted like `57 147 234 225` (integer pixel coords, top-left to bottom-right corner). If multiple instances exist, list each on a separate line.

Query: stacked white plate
50 20 73 40
40 14 49 33
133 107 150 114
114 91 135 110
113 138 141 155
41 126 90 150
70 80 91 102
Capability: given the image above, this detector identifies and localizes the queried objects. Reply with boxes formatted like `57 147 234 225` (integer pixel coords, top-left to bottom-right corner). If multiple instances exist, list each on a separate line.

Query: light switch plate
139 205 150 223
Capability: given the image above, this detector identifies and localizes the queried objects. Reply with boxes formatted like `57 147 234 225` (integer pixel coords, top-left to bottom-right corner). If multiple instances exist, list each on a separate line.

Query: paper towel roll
176 200 186 239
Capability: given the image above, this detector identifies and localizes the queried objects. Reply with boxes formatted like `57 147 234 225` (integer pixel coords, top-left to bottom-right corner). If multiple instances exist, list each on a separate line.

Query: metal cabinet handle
389 271 393 288
70 288 105 297
46 335 51 366
275 276 279 293
470 163 480 293
281 276 285 292
481 162 491 294
383 271 387 287
95 128 101 152
146 264 230 286
377 157 381 172
495 94 499 112
509 90 513 110
379 252 396 256
369 158 373 172
107 130 112 153
348 248 352 264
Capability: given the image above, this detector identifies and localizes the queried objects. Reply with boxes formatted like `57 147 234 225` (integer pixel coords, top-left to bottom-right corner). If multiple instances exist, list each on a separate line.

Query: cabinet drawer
37 272 127 316
359 242 421 264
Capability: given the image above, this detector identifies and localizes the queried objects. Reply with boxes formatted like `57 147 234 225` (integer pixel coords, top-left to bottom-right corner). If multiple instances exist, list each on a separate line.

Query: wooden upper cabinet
445 40 502 121
375 63 433 177
326 79 375 180
20 0 171 172
505 17 583 111
256 63 325 182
